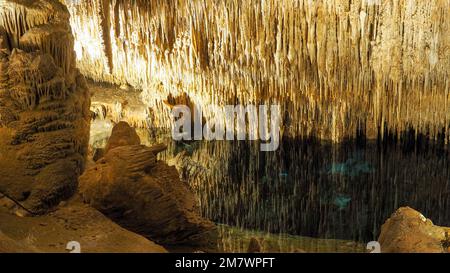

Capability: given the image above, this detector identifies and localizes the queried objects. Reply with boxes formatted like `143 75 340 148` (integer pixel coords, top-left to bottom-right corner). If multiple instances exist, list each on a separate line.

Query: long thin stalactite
63 0 449 143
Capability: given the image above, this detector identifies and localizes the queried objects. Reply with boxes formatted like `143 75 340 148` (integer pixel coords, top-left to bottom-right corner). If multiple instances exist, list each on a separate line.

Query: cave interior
0 0 449 254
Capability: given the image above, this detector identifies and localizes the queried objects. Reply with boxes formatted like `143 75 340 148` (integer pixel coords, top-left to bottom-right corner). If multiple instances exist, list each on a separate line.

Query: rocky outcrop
0 195 166 253
79 122 218 248
0 0 90 214
378 207 450 253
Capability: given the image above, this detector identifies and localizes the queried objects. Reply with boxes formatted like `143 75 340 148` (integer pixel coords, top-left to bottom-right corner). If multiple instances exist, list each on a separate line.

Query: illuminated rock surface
89 81 151 129
79 122 218 249
378 207 450 253
0 0 91 214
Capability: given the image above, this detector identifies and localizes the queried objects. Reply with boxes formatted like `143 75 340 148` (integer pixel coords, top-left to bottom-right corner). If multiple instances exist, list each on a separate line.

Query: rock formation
104 121 141 153
79 122 218 248
0 0 91 214
378 207 450 253
89 81 152 129
0 194 167 253
64 0 449 143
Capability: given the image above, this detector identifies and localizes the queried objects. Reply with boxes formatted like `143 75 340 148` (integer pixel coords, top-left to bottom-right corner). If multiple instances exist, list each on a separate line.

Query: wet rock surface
378 207 450 253
79 122 218 249
0 0 90 214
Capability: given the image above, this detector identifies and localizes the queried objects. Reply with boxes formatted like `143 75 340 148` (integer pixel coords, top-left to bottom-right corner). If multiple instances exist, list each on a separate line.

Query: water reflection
162 137 450 243
90 120 450 243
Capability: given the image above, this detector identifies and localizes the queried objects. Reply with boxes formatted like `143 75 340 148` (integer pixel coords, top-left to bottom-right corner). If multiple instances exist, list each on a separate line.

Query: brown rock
0 26 8 51
378 207 449 253
104 121 141 154
92 148 105 162
0 231 37 253
0 0 90 214
147 143 168 155
0 198 166 253
79 134 217 248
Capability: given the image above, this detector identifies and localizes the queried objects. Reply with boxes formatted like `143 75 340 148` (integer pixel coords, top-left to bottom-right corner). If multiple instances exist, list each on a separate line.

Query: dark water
158 137 450 243
92 121 450 243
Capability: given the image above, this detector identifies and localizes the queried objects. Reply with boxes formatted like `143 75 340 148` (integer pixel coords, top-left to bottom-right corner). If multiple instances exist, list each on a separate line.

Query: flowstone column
0 0 90 214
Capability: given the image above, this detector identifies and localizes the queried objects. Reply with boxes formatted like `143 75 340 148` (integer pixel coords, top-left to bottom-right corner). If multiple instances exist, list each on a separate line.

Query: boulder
79 122 218 249
0 0 90 214
378 207 450 253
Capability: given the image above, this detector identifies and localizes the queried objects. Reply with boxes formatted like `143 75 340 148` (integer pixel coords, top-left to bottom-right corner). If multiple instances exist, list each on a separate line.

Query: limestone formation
0 26 7 51
79 122 218 248
89 82 151 129
378 207 450 253
64 0 449 143
104 121 141 153
0 0 91 214
0 195 167 253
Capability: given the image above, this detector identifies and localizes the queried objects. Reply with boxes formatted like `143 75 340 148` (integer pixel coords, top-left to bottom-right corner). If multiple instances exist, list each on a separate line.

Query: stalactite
18 24 75 79
6 49 67 110
64 0 449 144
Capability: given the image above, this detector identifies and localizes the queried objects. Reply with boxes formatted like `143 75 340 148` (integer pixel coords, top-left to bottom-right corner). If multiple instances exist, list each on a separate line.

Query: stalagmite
0 0 91 214
62 0 449 144
79 122 218 248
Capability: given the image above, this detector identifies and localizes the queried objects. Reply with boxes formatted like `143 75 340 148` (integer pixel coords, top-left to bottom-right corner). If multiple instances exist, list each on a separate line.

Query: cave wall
0 0 91 214
65 0 449 143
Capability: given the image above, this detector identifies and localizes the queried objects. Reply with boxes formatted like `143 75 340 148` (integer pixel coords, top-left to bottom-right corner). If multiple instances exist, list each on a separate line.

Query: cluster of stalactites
64 0 449 144
0 0 83 113
6 49 67 110
0 0 76 81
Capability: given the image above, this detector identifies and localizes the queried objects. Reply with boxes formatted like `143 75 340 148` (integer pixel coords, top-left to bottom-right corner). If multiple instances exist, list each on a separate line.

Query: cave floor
0 196 166 253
